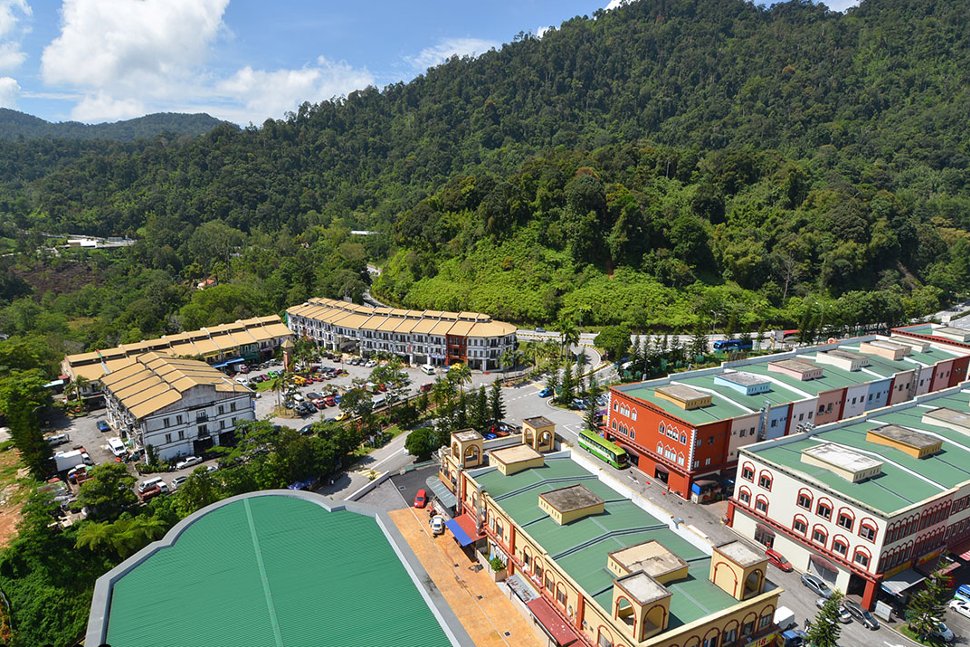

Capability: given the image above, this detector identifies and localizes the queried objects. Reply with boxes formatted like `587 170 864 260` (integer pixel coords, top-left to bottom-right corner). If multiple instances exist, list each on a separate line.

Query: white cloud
536 26 552 38
0 75 19 108
820 0 859 10
0 0 30 73
70 91 144 122
216 56 374 124
42 0 228 91
604 0 630 10
406 37 499 72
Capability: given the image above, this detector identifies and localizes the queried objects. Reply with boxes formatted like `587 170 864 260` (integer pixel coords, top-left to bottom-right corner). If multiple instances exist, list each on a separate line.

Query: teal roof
474 458 738 627
103 495 452 647
746 390 970 516
615 337 963 427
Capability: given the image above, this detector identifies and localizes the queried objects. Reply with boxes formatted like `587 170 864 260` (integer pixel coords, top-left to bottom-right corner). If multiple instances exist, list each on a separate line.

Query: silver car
801 573 833 599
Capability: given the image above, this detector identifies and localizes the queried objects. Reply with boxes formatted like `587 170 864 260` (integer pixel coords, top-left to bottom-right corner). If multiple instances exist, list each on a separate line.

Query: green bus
578 429 629 469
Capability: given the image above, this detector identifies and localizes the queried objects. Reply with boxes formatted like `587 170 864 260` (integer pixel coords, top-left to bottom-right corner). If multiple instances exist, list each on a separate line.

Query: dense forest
0 109 225 142
0 0 968 346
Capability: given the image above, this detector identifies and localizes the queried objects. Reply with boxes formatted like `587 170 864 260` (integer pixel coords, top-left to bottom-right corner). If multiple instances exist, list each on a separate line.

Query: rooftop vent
922 407 970 435
608 540 688 584
655 384 712 410
768 358 823 381
714 372 771 396
801 442 883 482
859 340 912 361
538 484 604 525
815 349 870 372
936 327 970 343
866 425 942 459
889 336 931 353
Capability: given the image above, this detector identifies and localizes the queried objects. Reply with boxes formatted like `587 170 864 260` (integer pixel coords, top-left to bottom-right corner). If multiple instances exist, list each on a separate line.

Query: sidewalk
315 428 413 501
389 507 545 647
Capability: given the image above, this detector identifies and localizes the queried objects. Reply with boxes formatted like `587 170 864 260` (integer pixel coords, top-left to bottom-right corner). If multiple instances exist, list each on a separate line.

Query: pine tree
558 362 575 404
545 368 560 393
470 386 488 430
489 380 506 423
807 591 843 647
454 391 468 429
689 324 708 361
906 566 950 639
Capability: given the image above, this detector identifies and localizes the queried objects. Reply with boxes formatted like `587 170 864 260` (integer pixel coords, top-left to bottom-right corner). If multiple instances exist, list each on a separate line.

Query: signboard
882 560 914 579
744 633 777 647
917 548 943 566
874 601 894 622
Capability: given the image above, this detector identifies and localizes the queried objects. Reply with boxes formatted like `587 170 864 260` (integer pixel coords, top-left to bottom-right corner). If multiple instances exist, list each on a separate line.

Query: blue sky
0 0 859 125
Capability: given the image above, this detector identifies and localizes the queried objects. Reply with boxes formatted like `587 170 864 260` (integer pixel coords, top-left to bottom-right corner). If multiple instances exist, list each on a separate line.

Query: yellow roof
446 321 475 337
468 321 517 337
101 353 251 420
430 320 456 336
410 319 439 334
376 317 402 332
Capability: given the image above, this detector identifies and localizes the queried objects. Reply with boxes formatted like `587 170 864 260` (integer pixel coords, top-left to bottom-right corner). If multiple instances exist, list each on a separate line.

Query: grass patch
899 624 946 646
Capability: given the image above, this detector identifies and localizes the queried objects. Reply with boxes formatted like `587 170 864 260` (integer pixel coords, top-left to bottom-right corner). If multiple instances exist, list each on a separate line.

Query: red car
413 489 428 508
765 548 793 572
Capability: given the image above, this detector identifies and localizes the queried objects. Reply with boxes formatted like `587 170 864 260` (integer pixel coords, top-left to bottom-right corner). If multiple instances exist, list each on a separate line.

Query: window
164 432 172 444
832 539 848 556
854 550 870 568
797 491 813 509
176 414 183 424
597 630 613 647
738 489 751 505
545 573 554 592
758 472 772 490
739 429 746 437
693 460 700 468
705 458 711 466
837 511 854 530
742 619 754 636
859 522 876 542
703 635 720 647
178 430 185 440
708 435 715 445
741 465 755 481
817 501 832 520
163 417 170 427
230 402 236 412
723 628 737 644
793 517 808 534
759 614 772 629
556 584 566 606
755 497 768 514
812 527 828 546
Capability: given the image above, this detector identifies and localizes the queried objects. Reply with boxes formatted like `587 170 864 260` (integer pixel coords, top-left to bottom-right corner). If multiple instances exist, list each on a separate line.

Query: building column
862 577 879 610
575 593 585 630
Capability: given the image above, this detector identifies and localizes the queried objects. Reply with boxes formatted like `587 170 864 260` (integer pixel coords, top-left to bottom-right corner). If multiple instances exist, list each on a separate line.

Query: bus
578 429 629 469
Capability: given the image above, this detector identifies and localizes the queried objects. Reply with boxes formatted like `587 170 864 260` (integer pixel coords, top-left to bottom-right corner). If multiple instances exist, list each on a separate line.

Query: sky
0 0 860 126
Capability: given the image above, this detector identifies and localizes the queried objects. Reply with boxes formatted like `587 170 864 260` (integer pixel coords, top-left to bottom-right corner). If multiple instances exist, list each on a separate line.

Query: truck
780 629 806 647
54 448 93 472
773 606 796 632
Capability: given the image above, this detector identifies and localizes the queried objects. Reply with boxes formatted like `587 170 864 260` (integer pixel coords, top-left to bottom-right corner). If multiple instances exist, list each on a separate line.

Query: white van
107 437 126 457
138 476 165 493
420 364 436 376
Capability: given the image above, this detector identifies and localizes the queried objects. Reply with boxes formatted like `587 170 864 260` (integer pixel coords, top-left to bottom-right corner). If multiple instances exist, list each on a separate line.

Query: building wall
931 359 956 392
787 399 818 434
841 383 869 419
913 365 935 396
814 389 844 425
949 356 970 387
888 370 916 405
689 420 731 475
726 414 760 464
762 405 790 441
863 377 893 412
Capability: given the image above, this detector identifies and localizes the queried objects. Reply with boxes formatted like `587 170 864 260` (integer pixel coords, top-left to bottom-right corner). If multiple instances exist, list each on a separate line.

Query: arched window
816 497 833 520
853 546 872 569
556 583 567 607
831 535 849 557
836 507 855 531
859 518 878 542
755 495 769 515
741 462 755 481
793 514 808 535
540 431 552 446
811 524 828 547
597 626 615 647
757 470 773 491
702 628 720 647
657 442 664 454
796 488 813 510
738 486 752 505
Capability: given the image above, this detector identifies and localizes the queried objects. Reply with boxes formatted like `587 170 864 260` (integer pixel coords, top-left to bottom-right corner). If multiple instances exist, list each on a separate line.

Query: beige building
286 297 516 370
102 353 255 461
62 315 293 392
439 427 782 647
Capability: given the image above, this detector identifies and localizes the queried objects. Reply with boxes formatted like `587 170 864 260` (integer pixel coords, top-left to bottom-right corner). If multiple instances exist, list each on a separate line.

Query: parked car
364 359 377 368
335 411 348 421
175 456 203 470
171 475 188 490
419 383 433 393
234 376 250 386
236 364 250 374
46 433 71 447
107 436 126 457
765 548 793 572
815 598 852 623
570 398 588 410
931 622 954 643
413 489 428 508
841 600 879 629
483 433 497 440
949 599 970 620
138 476 166 493
430 515 445 536
800 573 833 599
535 327 546 333
295 402 315 416
538 387 553 398
954 584 970 603
96 419 111 433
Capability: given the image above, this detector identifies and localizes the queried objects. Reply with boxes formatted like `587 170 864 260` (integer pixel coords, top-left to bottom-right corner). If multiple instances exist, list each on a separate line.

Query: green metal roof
745 390 970 516
104 495 452 647
474 458 739 627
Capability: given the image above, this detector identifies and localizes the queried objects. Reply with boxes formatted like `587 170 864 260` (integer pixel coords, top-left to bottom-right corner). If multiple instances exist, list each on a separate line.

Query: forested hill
1 0 969 334
0 109 227 142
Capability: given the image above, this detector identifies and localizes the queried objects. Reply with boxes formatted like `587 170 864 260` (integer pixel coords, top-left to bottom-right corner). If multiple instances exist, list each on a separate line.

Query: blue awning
445 519 475 546
211 357 244 369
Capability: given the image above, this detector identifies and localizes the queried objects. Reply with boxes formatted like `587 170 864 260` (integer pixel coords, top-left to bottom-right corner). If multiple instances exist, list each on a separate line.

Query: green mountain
1 0 969 335
0 108 227 142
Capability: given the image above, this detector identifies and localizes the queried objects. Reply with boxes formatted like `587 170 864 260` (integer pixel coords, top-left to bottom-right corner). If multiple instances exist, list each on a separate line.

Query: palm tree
499 347 523 376
446 362 472 392
558 319 580 361
66 375 91 403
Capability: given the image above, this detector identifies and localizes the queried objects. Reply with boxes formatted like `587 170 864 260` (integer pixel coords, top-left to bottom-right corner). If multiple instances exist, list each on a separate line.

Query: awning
526 597 581 646
654 463 669 474
810 554 839 574
454 513 485 542
445 519 476 546
425 475 457 510
881 568 926 596
211 357 244 369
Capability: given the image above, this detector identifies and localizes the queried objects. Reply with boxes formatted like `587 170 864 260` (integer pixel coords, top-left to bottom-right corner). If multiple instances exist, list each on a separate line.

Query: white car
171 475 188 490
949 599 970 620
430 515 446 536
175 456 203 470
107 437 126 457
